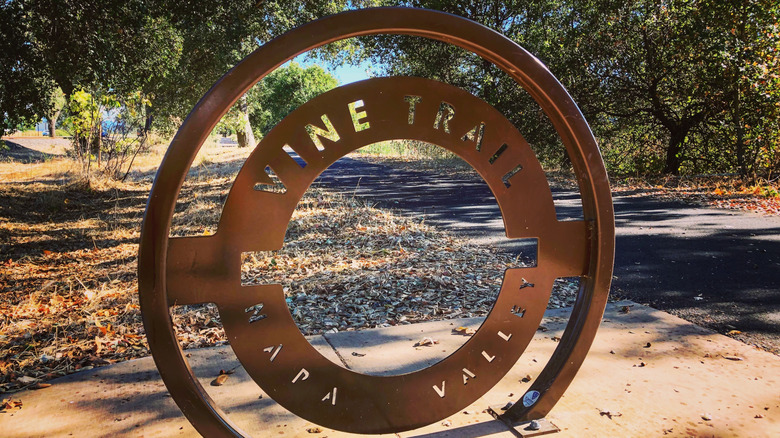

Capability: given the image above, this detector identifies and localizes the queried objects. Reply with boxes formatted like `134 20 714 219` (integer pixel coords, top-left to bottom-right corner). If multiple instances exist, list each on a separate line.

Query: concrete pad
323 317 482 375
1 301 778 437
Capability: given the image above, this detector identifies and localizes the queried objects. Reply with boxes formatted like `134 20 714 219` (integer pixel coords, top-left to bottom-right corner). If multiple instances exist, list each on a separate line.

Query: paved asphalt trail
315 156 780 354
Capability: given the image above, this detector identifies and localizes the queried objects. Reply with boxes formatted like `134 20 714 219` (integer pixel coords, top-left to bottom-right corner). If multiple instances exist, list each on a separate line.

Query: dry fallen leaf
220 366 239 375
726 330 742 335
414 337 439 347
453 326 476 336
31 382 52 390
211 374 229 386
1 398 23 412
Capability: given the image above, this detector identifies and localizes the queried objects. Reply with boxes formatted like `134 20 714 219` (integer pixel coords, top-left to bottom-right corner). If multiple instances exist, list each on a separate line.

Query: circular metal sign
139 7 614 437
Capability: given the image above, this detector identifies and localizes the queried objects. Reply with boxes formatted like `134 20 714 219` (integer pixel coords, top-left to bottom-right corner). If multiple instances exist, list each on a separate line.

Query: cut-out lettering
461 123 486 151
462 368 476 385
433 102 455 133
488 143 508 164
282 145 307 168
511 305 526 318
348 100 370 132
245 303 268 323
404 95 421 124
433 381 446 398
519 278 535 289
292 368 310 383
253 167 287 193
306 114 340 151
322 387 337 405
482 350 496 363
498 331 513 341
502 163 523 188
263 344 283 362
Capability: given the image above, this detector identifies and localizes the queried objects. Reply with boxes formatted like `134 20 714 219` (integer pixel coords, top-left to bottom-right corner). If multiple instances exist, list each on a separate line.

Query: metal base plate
488 406 560 437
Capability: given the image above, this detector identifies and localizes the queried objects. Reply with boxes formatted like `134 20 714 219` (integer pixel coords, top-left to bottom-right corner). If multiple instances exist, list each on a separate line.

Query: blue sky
292 54 375 85
329 63 373 84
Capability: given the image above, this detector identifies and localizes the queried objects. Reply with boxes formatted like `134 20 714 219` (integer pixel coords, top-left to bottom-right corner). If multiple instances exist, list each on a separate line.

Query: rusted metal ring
139 7 614 437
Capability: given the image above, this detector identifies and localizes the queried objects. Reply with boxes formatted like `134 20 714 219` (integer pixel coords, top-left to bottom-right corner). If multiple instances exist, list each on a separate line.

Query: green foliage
146 1 367 133
0 2 55 134
2 1 363 136
359 140 458 160
216 102 253 136
249 62 339 133
64 89 151 180
67 90 106 137
4 0 777 178
351 0 780 178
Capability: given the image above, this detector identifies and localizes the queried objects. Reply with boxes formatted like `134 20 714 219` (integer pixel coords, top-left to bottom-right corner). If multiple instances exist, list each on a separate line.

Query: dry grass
611 175 780 216
0 138 255 392
0 156 76 182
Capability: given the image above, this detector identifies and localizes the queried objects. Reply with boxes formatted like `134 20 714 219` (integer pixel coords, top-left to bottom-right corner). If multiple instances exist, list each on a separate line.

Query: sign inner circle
167 77 588 434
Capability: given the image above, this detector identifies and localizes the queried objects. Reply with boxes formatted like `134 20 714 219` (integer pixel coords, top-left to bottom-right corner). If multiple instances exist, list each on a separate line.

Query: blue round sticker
522 390 540 407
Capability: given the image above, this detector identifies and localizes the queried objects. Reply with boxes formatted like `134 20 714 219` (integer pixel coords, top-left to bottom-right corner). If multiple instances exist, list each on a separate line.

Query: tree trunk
237 130 247 148
732 94 748 176
47 109 60 137
664 129 686 175
143 103 154 135
237 94 255 148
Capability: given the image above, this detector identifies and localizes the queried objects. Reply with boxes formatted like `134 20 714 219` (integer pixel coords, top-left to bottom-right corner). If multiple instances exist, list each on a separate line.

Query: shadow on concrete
408 420 514 437
322 317 485 376
9 303 777 437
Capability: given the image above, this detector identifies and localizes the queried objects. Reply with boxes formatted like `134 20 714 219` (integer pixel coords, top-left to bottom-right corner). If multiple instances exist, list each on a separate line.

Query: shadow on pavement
316 156 780 353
